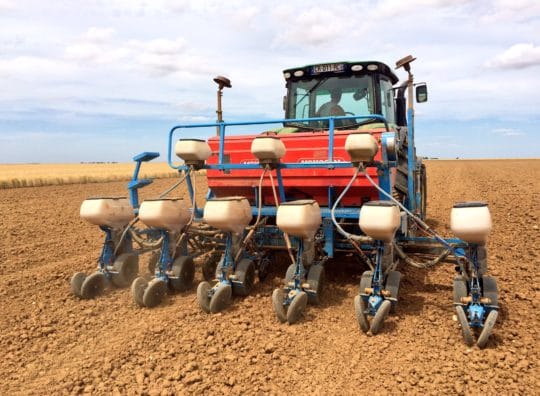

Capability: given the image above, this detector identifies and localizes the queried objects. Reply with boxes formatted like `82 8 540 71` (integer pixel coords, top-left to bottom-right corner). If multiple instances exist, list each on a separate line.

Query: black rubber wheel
370 299 391 335
354 295 369 333
169 256 195 292
142 278 167 308
477 310 498 348
453 275 468 304
202 254 221 282
385 270 401 313
232 258 255 296
285 264 296 284
359 271 373 295
307 265 325 305
209 283 232 313
70 272 86 298
131 276 148 307
197 281 211 313
456 305 474 346
272 288 287 323
287 291 308 325
482 275 498 307
477 246 488 276
147 252 159 275
80 272 106 299
111 253 139 288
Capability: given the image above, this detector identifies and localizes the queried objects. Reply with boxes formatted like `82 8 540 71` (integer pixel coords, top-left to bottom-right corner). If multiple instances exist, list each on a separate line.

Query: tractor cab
282 61 406 130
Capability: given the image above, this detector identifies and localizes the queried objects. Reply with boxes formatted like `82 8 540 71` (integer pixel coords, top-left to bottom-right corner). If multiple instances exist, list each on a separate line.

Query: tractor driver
316 88 346 117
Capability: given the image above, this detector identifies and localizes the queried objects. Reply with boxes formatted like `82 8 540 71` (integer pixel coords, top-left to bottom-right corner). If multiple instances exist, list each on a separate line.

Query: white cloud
84 27 116 43
272 6 350 47
486 43 540 69
129 38 187 55
0 0 13 12
491 128 525 136
0 56 74 78
482 0 540 22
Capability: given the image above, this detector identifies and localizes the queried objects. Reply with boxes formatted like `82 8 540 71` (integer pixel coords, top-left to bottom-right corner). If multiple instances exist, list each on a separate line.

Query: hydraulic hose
234 167 268 262
362 168 469 267
113 169 190 256
268 170 296 265
330 164 374 270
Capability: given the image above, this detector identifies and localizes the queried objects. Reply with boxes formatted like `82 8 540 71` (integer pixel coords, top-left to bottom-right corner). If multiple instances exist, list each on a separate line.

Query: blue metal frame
165 113 465 258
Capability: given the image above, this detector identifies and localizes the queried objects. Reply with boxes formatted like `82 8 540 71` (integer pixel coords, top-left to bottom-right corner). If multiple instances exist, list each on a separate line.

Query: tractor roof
283 61 399 84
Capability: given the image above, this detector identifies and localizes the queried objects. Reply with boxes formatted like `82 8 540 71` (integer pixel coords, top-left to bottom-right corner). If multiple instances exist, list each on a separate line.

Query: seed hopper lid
280 199 317 206
453 201 488 208
363 200 397 207
208 196 248 202
144 198 183 202
86 196 127 200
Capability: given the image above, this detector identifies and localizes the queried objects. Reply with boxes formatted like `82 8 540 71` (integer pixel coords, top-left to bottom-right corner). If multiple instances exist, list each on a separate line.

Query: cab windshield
285 75 376 129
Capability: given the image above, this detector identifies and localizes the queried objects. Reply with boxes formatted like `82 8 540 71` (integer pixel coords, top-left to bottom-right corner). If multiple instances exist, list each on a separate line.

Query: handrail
167 114 389 170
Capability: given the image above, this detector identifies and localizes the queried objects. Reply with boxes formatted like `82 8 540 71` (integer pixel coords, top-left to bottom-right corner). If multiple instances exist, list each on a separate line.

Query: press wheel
453 275 468 304
131 276 148 307
111 253 139 288
482 275 498 307
456 305 474 346
209 283 232 313
197 281 212 313
385 270 401 312
284 264 296 284
477 310 498 348
359 271 373 295
202 254 221 282
80 272 106 299
286 291 308 325
70 272 86 297
307 265 325 305
142 278 167 308
232 258 255 296
147 252 159 275
370 299 391 335
354 295 369 333
169 256 195 292
272 288 287 323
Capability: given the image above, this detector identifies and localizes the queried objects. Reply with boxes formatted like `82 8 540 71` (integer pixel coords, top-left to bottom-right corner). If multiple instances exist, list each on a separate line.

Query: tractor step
133 152 160 162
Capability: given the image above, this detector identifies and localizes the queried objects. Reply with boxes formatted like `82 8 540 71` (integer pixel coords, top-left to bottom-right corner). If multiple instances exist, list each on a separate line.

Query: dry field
0 159 539 395
0 162 177 189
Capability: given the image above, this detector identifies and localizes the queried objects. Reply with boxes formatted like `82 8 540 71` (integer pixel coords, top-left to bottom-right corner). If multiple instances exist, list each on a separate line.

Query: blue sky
1 0 539 163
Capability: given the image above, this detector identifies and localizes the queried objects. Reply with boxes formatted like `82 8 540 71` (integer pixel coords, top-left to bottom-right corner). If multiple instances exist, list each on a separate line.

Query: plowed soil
0 160 539 395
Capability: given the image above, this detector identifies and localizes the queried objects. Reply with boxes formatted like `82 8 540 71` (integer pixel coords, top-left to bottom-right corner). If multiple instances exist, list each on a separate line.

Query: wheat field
0 162 180 189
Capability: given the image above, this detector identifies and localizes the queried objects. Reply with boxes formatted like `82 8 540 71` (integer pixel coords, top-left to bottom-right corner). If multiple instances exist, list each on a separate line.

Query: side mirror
283 95 287 111
416 84 428 103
